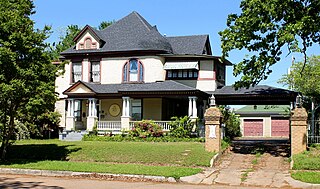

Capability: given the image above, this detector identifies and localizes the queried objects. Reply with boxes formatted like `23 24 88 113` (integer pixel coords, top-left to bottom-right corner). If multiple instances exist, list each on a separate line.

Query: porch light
296 94 302 108
209 95 216 107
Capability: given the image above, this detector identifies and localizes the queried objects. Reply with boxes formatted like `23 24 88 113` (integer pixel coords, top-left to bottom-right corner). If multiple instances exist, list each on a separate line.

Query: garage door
271 118 289 137
244 119 263 136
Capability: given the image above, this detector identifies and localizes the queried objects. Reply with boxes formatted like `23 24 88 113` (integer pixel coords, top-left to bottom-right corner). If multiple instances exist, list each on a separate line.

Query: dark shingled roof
166 35 209 55
213 85 296 95
61 11 210 56
64 80 199 95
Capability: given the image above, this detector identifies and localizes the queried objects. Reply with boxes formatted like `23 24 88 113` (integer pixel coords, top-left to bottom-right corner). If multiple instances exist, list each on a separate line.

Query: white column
126 98 130 117
188 97 193 117
66 98 75 131
122 97 131 117
192 97 198 118
93 99 97 117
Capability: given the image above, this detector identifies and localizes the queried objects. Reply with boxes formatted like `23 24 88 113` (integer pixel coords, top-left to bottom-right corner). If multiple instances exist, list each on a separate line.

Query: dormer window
123 59 144 82
85 38 92 49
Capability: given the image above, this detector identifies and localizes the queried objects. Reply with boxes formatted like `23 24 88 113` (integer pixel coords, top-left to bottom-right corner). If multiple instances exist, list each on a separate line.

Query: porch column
87 98 98 131
192 97 198 118
66 99 75 131
121 97 131 131
188 97 193 117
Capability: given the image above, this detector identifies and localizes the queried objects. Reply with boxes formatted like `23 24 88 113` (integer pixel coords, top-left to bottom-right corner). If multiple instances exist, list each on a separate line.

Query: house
54 11 231 133
235 105 290 138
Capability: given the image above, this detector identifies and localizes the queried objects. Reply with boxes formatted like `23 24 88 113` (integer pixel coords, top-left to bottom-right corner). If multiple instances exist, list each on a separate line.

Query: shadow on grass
0 177 64 189
231 138 290 157
1 144 81 164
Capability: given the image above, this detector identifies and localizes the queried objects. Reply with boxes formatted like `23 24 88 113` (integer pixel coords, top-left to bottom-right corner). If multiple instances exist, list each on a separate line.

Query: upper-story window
72 62 82 83
85 38 92 49
90 61 100 83
167 69 198 80
123 59 143 82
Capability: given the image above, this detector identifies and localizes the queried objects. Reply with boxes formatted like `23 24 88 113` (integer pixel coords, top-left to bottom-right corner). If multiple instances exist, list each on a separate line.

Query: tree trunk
1 113 15 161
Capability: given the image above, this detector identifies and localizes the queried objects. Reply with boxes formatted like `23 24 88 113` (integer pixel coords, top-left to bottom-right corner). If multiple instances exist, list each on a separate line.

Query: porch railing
307 120 320 144
97 121 122 131
129 121 171 131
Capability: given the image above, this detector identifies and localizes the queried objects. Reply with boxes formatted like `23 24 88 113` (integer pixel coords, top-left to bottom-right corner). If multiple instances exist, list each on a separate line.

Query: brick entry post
204 95 222 152
290 107 308 155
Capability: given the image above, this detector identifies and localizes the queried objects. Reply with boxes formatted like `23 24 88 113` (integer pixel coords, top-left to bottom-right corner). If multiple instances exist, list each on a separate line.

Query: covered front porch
63 81 209 133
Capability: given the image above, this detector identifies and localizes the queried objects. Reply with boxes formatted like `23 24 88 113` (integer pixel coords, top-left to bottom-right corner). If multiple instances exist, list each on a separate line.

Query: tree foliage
279 55 320 102
0 0 57 159
220 106 241 140
219 0 320 88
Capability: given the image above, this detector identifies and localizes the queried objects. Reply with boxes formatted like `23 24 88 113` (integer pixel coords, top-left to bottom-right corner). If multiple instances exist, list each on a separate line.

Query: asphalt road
0 174 266 189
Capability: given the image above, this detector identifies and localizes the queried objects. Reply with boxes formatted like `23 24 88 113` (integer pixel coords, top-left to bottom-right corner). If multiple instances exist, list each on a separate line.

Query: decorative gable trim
63 80 96 95
73 25 100 42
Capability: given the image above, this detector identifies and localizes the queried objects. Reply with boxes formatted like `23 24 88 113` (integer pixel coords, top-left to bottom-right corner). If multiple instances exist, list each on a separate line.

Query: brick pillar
204 106 222 152
290 107 308 155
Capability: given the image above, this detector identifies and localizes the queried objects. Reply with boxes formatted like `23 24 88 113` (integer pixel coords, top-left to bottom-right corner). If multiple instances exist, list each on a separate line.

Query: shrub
169 116 195 138
220 106 241 140
128 120 163 138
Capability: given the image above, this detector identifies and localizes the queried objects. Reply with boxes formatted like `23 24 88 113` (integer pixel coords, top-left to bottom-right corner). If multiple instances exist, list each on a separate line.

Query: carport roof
211 85 298 105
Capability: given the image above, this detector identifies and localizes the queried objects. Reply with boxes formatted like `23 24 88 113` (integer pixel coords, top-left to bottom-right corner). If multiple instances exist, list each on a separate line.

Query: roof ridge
132 11 152 31
166 34 209 38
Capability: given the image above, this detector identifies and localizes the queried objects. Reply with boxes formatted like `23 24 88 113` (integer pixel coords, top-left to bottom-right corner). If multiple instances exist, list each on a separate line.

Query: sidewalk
180 150 320 189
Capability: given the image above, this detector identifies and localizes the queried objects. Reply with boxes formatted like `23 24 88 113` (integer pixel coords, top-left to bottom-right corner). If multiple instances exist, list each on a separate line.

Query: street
0 174 266 189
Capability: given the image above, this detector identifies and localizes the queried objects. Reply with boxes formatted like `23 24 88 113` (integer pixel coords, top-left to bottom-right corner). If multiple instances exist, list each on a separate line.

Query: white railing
97 121 122 131
129 121 171 131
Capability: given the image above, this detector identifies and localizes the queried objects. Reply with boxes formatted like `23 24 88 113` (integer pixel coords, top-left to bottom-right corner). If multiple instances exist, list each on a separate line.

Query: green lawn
0 139 214 178
292 144 320 184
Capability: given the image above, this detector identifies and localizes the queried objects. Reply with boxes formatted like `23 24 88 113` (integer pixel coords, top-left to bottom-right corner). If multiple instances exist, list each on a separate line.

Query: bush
128 120 163 138
220 106 241 140
169 116 195 138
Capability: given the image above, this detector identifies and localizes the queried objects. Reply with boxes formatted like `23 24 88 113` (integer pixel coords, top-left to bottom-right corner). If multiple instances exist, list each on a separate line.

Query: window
74 100 82 121
72 62 82 82
131 99 142 121
166 69 198 80
123 59 144 82
85 38 92 49
90 61 100 82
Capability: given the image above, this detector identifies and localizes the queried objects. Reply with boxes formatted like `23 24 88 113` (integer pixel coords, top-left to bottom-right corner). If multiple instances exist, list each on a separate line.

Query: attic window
85 38 92 49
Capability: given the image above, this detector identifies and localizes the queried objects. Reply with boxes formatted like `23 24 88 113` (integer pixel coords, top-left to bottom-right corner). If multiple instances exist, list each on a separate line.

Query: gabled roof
61 11 215 57
73 25 104 43
235 105 290 116
166 35 210 55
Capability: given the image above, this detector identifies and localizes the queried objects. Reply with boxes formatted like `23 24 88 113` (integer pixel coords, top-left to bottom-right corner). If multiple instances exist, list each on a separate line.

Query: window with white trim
123 59 143 82
166 69 198 80
72 62 82 82
90 61 100 82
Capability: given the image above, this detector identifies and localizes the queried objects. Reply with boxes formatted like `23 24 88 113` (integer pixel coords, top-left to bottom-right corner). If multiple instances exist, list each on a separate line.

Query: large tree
0 0 56 159
219 0 320 88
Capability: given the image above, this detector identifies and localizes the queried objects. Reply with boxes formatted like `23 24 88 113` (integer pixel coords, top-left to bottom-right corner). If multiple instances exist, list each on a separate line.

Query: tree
219 0 320 89
279 55 320 134
98 20 114 30
0 0 57 159
219 106 241 140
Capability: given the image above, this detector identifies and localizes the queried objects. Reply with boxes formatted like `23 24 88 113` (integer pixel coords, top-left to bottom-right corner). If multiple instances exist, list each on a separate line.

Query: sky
32 0 319 89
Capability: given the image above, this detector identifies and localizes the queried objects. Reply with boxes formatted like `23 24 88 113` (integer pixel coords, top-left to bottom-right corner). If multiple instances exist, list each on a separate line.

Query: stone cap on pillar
290 107 308 121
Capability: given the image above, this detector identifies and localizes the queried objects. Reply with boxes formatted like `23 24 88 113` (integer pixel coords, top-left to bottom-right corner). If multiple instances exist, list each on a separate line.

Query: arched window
123 59 143 82
85 38 92 49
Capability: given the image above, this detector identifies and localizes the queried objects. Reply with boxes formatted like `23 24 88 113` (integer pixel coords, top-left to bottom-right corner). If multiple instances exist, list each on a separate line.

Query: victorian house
55 11 231 133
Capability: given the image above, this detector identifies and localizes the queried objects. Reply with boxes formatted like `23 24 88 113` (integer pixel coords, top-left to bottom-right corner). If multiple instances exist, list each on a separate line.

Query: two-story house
55 11 231 132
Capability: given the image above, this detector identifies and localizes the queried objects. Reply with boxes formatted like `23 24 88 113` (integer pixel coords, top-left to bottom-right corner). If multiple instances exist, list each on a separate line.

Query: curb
0 168 177 183
210 147 229 167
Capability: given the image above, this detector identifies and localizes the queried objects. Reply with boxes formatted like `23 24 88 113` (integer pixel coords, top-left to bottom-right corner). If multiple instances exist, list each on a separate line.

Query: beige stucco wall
143 98 162 120
76 31 100 50
100 99 122 121
55 63 71 99
55 99 66 127
239 116 271 137
100 56 165 84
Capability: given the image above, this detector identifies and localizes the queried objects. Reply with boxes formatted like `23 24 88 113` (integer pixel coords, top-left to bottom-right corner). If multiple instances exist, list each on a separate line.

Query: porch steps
61 131 88 141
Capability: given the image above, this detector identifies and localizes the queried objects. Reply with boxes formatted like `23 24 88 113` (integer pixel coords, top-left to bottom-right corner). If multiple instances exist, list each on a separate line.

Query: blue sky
32 0 319 88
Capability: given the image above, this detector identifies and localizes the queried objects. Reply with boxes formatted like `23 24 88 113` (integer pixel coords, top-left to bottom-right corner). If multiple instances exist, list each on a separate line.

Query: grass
241 168 254 182
0 139 215 178
0 160 201 179
291 171 320 184
291 144 320 184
